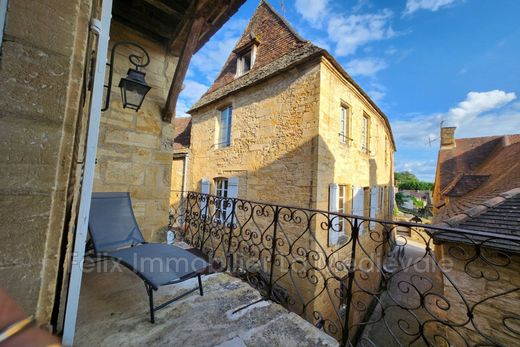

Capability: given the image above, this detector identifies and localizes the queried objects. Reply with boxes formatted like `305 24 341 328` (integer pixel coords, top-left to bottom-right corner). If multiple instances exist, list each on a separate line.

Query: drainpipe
61 0 113 345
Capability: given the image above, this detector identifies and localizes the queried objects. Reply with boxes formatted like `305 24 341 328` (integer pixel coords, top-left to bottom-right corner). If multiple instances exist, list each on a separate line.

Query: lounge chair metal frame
88 192 208 323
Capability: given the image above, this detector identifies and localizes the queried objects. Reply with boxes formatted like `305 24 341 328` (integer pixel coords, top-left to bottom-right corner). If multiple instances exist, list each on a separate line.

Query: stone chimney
440 127 456 148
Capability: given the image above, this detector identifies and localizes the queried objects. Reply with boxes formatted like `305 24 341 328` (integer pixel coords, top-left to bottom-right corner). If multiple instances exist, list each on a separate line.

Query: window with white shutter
329 183 339 245
201 178 210 219
227 177 239 225
370 186 378 229
214 178 229 223
352 186 365 233
380 186 386 218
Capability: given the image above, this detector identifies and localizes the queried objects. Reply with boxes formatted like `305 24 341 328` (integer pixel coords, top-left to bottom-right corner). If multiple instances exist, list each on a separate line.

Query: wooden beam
143 0 183 19
162 16 205 122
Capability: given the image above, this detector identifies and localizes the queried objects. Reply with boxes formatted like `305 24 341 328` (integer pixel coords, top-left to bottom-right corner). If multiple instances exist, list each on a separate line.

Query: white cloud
294 0 329 27
177 80 209 117
393 90 519 148
188 18 247 83
395 159 437 182
346 58 388 77
404 0 457 15
367 82 387 102
327 10 396 56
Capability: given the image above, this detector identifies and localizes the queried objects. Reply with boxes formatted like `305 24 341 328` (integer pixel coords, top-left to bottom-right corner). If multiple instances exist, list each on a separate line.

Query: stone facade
434 243 520 345
188 56 395 233
0 0 92 323
188 59 321 206
93 22 178 241
185 3 396 337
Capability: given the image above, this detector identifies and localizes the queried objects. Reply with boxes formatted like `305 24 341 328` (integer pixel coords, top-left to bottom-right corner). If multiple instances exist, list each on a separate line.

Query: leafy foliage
395 171 434 191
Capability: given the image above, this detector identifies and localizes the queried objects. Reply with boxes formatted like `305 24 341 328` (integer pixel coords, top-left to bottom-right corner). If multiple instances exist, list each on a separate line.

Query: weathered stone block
136 113 162 134
0 116 63 165
0 163 56 194
0 41 69 121
105 129 159 148
105 161 146 185
4 0 77 56
0 194 50 266
133 148 152 163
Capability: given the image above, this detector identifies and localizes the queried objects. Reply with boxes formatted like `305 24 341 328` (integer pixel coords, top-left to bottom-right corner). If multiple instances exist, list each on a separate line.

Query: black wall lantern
102 41 151 112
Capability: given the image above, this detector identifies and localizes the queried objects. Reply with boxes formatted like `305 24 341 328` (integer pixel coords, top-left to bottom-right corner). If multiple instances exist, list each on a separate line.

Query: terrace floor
74 266 338 346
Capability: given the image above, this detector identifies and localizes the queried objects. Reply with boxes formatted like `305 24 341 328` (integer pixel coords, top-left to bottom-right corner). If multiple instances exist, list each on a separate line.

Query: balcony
76 192 519 346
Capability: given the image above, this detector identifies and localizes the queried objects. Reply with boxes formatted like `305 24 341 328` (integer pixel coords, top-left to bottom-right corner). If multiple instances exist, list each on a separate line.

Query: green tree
395 171 434 191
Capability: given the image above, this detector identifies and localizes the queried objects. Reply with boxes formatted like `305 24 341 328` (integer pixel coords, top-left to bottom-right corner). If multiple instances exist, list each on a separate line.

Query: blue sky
178 0 520 182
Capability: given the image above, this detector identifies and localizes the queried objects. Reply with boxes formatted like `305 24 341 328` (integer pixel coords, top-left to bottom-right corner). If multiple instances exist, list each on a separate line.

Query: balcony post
341 217 359 347
226 198 237 272
200 193 211 251
267 205 280 300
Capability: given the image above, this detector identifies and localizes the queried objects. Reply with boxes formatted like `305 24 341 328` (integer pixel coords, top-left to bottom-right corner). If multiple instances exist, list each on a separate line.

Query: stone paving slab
75 268 337 346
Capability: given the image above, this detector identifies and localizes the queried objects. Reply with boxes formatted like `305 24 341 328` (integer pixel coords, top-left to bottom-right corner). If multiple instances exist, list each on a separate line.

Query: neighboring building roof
188 0 396 149
433 133 520 250
173 117 191 150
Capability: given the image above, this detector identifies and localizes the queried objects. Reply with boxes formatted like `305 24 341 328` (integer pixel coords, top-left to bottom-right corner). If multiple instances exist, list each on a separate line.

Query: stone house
0 0 243 341
186 0 396 247
170 116 192 204
432 127 520 345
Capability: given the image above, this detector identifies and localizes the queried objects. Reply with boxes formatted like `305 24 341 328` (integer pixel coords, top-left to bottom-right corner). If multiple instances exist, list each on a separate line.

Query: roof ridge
435 187 520 228
259 0 306 42
189 43 323 112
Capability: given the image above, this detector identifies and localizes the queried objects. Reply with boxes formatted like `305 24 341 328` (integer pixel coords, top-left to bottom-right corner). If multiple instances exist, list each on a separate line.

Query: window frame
214 178 229 222
361 113 369 153
337 185 347 232
216 106 232 148
236 44 257 77
339 103 350 144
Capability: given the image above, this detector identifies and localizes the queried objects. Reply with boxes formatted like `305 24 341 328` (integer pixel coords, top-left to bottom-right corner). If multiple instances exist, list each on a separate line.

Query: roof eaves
320 51 396 150
434 187 520 229
188 44 323 113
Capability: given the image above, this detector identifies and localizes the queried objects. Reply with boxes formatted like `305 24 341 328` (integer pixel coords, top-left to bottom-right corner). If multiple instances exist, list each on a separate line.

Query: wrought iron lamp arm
102 41 151 111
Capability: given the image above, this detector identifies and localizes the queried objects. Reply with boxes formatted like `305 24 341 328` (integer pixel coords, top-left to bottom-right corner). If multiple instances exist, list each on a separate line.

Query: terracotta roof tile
173 117 191 150
187 0 396 149
434 134 520 245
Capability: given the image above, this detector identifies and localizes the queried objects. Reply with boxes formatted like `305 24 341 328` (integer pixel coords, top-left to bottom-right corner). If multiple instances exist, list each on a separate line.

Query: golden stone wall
0 0 92 323
187 56 396 336
316 57 395 217
188 59 321 207
94 22 178 241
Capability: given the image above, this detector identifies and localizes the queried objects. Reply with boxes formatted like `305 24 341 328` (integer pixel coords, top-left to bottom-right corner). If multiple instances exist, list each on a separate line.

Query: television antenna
424 120 445 147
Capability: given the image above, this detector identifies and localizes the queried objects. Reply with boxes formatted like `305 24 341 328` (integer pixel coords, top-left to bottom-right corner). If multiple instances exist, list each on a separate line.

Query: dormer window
234 37 258 77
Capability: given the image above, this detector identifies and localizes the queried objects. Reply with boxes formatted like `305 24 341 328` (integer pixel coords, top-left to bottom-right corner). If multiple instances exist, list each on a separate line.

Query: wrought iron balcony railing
169 191 520 347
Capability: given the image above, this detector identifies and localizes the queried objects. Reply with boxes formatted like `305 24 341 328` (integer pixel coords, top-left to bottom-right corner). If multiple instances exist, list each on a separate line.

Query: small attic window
235 39 258 77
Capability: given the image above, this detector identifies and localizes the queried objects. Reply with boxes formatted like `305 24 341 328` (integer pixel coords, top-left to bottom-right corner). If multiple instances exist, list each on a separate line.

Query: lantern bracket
102 41 151 111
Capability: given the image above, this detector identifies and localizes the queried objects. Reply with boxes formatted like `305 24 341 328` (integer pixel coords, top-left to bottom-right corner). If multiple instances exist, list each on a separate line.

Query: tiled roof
173 117 191 150
202 0 306 95
188 0 396 149
433 134 520 250
459 192 520 236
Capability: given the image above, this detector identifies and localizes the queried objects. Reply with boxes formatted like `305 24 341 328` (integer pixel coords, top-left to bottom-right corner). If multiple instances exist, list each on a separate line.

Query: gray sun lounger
88 192 209 323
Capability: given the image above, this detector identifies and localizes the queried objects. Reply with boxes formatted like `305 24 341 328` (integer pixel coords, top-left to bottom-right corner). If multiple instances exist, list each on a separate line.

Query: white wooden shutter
381 187 385 218
329 183 339 245
201 178 210 194
227 177 239 225
370 186 378 229
201 178 210 219
352 187 364 233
